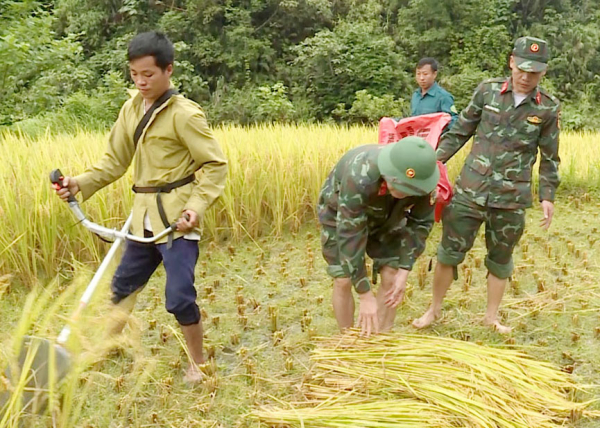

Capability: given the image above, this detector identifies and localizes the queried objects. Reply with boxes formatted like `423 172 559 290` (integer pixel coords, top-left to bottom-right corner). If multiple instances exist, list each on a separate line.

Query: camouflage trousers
437 197 525 279
319 203 405 281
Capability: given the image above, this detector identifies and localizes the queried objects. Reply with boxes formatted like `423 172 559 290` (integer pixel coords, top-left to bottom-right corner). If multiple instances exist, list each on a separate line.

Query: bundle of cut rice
253 333 599 427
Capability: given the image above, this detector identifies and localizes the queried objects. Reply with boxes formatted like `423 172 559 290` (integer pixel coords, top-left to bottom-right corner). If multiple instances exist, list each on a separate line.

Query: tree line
1 0 599 134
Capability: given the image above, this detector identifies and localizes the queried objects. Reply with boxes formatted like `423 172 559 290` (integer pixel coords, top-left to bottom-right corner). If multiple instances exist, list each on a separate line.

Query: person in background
411 57 458 129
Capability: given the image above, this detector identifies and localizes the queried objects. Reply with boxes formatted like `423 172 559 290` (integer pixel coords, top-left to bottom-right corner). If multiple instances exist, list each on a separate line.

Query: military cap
378 136 440 196
513 36 549 72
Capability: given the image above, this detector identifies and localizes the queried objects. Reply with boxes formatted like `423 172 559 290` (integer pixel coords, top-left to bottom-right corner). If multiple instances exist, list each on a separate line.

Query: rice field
0 125 599 427
1 126 599 285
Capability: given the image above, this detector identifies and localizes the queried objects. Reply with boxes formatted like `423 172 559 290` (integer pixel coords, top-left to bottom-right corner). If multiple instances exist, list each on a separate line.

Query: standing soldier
54 32 228 382
413 37 560 333
318 137 440 336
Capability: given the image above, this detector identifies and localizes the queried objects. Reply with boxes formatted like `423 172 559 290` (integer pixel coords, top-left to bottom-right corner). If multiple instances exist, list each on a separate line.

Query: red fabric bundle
378 113 453 222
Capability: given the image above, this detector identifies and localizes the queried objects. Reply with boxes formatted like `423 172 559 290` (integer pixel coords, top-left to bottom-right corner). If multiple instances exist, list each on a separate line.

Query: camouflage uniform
318 144 435 294
437 76 560 278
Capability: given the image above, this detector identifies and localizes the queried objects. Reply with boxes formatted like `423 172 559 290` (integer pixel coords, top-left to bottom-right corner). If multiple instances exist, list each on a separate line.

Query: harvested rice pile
253 333 599 427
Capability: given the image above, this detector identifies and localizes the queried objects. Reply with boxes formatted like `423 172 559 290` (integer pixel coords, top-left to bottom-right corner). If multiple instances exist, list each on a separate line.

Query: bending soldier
318 137 439 336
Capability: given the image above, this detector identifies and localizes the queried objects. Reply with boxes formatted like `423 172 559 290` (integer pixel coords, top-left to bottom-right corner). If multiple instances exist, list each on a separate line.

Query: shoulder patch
538 87 560 106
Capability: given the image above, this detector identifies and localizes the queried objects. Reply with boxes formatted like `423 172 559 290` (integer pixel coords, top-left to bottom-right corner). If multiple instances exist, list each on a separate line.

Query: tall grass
1 126 598 286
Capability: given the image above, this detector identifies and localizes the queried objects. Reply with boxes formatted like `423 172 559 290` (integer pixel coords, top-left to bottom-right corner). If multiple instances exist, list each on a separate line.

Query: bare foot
483 318 512 334
412 308 441 329
183 363 206 384
380 324 394 334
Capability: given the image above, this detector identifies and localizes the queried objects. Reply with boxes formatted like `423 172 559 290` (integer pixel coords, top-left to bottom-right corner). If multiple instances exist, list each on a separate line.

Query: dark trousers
111 235 200 325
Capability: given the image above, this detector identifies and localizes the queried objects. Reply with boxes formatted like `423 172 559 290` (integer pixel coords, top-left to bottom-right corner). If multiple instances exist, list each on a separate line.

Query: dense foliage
1 0 599 132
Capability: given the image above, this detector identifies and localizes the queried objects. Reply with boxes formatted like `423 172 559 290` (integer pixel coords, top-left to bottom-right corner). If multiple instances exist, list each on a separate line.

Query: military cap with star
378 136 440 196
513 36 549 72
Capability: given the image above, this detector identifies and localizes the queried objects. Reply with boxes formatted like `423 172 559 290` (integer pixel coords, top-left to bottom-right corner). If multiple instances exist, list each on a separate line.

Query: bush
440 67 494 111
9 71 129 136
292 20 411 119
207 82 297 124
333 90 409 123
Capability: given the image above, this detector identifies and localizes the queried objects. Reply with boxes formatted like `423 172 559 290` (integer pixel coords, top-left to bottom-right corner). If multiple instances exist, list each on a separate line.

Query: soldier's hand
177 209 199 233
540 200 554 230
384 268 409 308
53 176 80 202
357 291 379 337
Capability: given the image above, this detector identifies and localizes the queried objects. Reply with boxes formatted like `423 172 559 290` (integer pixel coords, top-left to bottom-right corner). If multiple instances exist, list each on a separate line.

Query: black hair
127 31 174 70
417 57 439 72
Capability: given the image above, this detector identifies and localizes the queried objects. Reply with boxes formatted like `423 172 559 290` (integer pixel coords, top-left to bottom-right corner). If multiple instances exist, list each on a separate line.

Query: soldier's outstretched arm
437 82 485 163
538 102 560 230
538 104 561 204
335 187 371 295
336 178 381 336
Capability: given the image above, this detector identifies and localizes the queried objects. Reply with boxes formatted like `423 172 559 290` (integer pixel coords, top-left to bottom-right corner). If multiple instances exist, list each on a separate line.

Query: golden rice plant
253 332 600 428
254 398 460 427
1 126 599 286
0 272 110 427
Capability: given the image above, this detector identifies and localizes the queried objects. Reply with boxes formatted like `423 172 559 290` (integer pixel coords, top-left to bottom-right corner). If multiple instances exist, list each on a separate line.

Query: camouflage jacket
317 145 434 293
437 77 560 209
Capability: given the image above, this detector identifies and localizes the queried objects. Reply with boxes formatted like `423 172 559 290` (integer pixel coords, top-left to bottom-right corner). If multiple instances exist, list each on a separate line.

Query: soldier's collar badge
378 182 388 196
406 168 416 178
527 116 542 124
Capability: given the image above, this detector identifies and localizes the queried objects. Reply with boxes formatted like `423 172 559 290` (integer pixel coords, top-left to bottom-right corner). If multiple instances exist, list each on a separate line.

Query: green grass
1 196 599 427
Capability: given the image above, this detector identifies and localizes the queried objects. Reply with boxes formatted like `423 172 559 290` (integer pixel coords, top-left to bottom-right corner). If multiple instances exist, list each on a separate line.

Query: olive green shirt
437 77 560 209
75 90 228 243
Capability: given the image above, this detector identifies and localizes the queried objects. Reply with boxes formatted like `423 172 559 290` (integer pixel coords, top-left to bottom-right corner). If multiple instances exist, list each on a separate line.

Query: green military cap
378 136 440 196
513 36 549 72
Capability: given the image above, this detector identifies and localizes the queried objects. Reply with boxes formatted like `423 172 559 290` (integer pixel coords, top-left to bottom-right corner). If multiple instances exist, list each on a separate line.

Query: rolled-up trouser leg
158 237 200 325
437 199 486 270
484 207 526 279
111 239 163 304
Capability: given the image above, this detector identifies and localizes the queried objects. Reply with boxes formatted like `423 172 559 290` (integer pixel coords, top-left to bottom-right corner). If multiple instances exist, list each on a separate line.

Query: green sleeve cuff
539 188 555 203
354 277 371 294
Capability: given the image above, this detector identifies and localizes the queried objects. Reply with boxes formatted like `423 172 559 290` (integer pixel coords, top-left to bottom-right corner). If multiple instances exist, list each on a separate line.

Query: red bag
434 161 452 222
378 113 453 222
